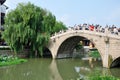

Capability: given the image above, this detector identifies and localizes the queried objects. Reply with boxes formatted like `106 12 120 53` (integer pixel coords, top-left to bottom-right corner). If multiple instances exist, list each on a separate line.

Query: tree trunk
35 50 38 57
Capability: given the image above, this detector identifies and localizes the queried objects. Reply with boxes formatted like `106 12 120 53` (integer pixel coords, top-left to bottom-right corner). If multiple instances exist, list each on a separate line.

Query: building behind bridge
0 0 8 45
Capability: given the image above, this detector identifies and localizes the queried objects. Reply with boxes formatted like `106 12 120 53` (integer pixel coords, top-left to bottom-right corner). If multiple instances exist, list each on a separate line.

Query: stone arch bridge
46 30 120 68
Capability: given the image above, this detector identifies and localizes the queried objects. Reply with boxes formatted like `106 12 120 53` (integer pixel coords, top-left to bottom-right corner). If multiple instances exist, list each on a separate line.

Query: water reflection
74 66 90 73
49 60 63 80
0 58 52 80
0 58 119 80
110 68 120 78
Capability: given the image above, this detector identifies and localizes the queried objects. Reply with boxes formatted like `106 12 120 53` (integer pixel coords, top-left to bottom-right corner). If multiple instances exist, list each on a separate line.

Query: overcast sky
5 0 120 27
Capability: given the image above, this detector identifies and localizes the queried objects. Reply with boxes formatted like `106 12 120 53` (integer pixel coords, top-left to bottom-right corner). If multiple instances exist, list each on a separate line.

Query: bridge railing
51 26 120 38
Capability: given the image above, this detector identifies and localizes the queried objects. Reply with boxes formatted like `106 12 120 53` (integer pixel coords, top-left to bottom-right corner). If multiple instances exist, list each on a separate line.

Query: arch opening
57 36 96 59
43 47 52 58
110 57 120 68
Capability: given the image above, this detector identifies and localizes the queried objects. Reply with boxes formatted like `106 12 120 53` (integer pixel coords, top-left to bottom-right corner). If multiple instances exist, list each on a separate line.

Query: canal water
0 58 119 80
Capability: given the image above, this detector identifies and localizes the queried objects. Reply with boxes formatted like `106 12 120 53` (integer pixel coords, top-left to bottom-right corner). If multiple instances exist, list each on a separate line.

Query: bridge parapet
51 29 120 40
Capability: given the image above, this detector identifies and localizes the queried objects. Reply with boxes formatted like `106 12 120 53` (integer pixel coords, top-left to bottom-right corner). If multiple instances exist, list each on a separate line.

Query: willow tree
53 21 67 33
2 2 66 57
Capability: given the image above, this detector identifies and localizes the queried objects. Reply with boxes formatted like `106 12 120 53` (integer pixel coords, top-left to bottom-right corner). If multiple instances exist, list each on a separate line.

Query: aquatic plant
88 75 120 80
0 55 27 66
89 50 100 58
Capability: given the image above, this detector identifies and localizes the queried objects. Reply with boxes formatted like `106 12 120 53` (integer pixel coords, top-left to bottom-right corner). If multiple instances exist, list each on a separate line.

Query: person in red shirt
89 24 94 31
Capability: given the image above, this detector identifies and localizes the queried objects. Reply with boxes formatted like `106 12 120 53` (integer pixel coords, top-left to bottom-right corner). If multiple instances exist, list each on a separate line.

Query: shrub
89 50 100 58
0 55 27 66
89 75 120 80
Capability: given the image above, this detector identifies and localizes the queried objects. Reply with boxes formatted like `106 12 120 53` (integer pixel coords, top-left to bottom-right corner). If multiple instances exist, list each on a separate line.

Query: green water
0 58 119 80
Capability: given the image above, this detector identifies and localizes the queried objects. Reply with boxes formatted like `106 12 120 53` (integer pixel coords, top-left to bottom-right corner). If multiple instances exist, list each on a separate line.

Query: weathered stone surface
47 30 120 68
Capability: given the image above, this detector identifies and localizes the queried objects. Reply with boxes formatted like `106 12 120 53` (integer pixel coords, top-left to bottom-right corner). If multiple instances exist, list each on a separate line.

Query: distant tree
2 2 66 57
74 42 83 50
52 21 67 34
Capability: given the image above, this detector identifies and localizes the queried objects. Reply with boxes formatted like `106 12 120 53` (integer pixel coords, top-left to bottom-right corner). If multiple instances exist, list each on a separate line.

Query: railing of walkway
51 26 120 39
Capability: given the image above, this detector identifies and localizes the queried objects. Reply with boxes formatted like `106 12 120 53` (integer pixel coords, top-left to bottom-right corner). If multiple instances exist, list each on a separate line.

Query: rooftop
0 0 6 4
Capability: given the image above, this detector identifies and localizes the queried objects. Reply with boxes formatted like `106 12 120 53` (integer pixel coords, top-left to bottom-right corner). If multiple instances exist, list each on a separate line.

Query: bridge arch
110 57 120 68
43 47 52 58
48 30 104 60
57 36 92 58
47 30 120 68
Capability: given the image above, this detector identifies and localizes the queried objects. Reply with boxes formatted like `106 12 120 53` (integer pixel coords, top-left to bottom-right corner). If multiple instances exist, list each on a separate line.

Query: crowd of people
68 23 120 35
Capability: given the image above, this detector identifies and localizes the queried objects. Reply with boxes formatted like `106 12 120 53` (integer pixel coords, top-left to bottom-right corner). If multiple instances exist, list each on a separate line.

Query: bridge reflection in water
0 58 119 80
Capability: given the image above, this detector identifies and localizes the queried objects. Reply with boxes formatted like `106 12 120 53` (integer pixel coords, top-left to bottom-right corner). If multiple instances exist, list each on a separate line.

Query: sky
4 0 120 27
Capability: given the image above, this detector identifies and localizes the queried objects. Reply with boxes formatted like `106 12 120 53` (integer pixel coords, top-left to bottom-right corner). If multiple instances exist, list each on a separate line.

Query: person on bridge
113 27 118 35
89 24 94 31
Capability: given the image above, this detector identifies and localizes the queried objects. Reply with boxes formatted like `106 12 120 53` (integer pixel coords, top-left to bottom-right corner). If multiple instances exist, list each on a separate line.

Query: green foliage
88 75 120 80
74 43 83 50
86 68 120 80
0 55 27 66
52 21 67 34
2 2 67 57
89 50 100 58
